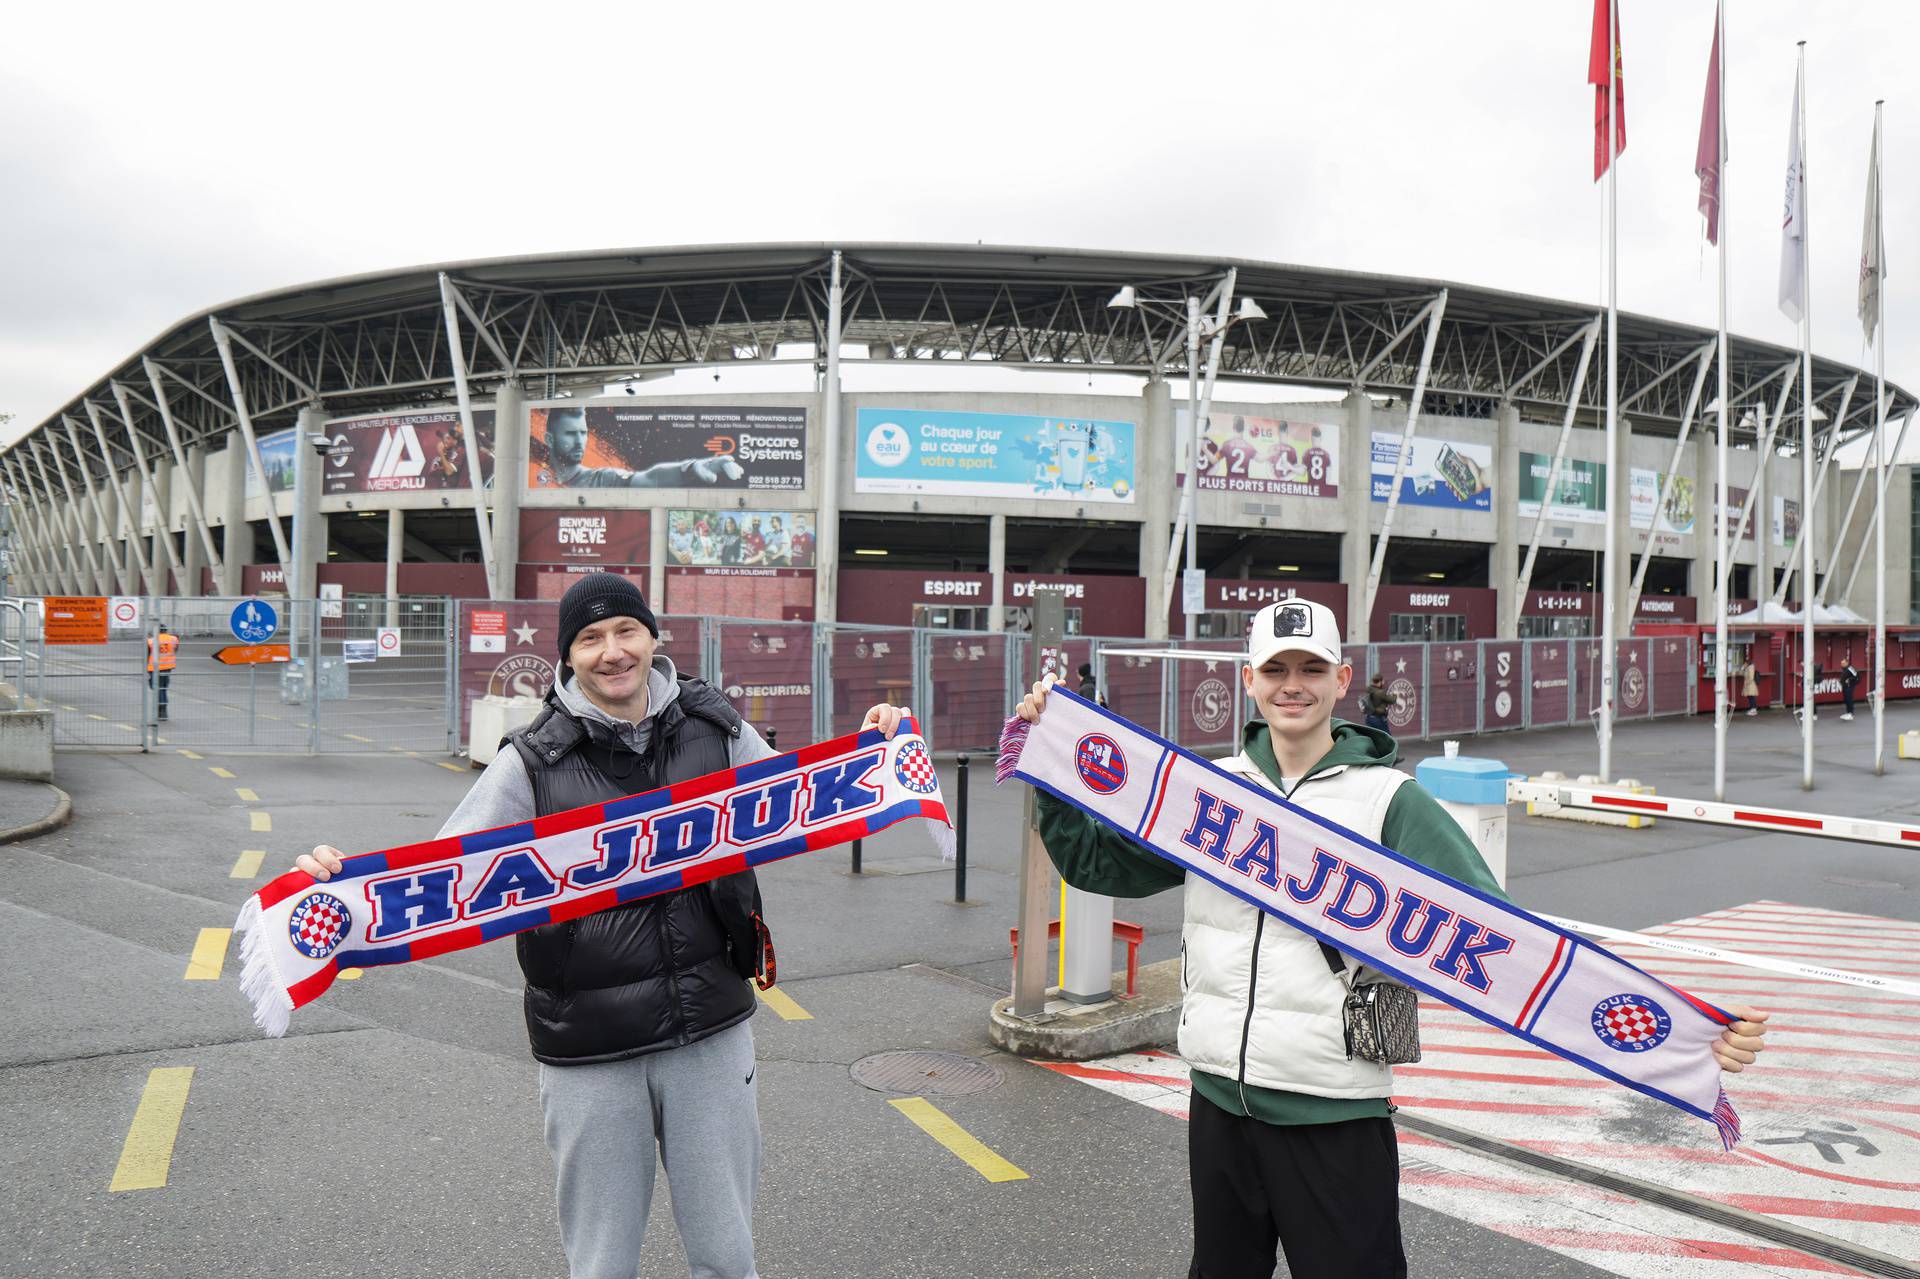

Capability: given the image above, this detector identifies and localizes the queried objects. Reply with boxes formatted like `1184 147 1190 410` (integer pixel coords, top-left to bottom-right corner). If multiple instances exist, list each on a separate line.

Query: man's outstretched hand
1713 1007 1769 1073
860 703 909 738
295 845 345 882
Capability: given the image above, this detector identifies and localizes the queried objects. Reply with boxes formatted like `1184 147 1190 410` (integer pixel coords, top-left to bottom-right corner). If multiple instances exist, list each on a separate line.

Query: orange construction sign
43 597 108 645
213 644 292 666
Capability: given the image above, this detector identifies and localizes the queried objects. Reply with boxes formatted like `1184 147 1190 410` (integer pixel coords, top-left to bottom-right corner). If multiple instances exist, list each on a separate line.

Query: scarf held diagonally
235 721 952 1037
997 689 1742 1148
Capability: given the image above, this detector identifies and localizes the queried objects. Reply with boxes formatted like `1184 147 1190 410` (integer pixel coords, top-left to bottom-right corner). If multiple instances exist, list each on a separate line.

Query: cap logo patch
589 599 611 618
1273 603 1313 638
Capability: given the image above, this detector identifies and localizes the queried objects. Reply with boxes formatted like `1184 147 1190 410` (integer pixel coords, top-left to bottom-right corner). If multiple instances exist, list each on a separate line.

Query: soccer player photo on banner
528 405 806 490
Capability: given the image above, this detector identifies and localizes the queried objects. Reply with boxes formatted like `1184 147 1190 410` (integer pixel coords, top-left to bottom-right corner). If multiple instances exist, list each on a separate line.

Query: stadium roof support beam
1831 407 1916 606
106 385 186 596
82 400 158 597
437 272 497 596
208 317 293 577
1626 343 1715 620
3 454 57 594
443 276 517 376
138 359 224 582
59 415 132 596
1349 293 1446 392
1361 290 1449 629
1512 318 1603 606
1770 373 1857 608
1499 319 1601 405
1724 364 1802 555
29 438 105 595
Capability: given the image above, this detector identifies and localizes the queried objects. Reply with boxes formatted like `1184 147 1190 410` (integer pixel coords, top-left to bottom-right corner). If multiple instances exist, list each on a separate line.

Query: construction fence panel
1527 639 1575 729
1425 642 1480 739
925 631 1009 753
719 620 818 750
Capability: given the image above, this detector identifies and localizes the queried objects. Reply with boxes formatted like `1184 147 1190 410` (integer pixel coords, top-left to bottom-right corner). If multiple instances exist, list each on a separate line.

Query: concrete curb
986 957 1182 1061
0 784 73 846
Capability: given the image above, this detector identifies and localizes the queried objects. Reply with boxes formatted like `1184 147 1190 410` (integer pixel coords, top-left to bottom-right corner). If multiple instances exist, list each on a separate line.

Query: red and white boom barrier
1506 778 1920 850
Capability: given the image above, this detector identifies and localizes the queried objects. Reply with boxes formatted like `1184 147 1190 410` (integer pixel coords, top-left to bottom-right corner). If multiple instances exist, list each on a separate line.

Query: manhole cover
849 1050 1002 1097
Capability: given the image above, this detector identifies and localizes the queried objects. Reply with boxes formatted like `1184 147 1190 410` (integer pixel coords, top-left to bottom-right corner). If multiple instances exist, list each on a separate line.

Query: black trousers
1188 1089 1406 1279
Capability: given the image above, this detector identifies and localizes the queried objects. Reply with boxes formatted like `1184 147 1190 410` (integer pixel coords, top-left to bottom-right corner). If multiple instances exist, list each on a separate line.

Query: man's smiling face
1242 651 1352 742
567 614 656 714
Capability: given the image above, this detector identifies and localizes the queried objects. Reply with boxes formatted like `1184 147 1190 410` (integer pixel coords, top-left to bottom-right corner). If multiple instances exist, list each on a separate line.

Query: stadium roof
6 242 1911 495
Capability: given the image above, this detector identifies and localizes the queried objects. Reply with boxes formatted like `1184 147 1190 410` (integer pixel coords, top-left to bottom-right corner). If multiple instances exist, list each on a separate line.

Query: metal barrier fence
6 596 1696 755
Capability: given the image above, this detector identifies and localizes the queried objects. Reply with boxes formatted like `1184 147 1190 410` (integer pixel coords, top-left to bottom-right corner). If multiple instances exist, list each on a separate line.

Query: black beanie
557 572 658 666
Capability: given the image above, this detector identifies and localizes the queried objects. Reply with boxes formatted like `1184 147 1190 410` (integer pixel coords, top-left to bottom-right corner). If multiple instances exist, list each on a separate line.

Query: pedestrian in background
1361 673 1396 733
146 624 178 722
1738 656 1759 716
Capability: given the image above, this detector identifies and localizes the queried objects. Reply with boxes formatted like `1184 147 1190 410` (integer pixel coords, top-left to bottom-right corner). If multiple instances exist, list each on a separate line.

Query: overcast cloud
3 1 1915 462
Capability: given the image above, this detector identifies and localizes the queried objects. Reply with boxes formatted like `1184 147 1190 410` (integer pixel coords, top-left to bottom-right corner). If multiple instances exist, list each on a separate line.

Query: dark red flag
1694 4 1722 243
1589 0 1626 180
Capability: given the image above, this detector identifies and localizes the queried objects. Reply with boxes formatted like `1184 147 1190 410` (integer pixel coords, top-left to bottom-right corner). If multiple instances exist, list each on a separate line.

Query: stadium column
1609 416 1634 641
649 508 666 614
220 434 250 596
150 455 174 594
180 447 207 596
813 250 845 626
1340 390 1374 645
489 382 524 601
1755 451 1771 610
291 406 327 602
989 515 1007 633
1138 378 1172 641
384 510 403 627
1493 403 1521 637
1692 427 1715 609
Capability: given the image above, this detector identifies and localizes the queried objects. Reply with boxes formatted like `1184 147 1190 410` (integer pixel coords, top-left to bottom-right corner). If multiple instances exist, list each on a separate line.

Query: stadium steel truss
4 241 1911 540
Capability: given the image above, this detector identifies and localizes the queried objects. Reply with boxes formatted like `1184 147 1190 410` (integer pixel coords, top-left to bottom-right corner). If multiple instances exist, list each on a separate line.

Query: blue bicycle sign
231 598 279 644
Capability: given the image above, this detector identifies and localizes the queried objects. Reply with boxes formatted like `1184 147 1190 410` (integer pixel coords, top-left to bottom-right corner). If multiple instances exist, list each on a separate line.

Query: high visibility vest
147 633 178 673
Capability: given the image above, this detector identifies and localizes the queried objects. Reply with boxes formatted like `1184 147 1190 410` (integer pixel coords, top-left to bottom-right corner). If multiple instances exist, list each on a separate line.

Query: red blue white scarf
997 688 1743 1148
235 721 951 1037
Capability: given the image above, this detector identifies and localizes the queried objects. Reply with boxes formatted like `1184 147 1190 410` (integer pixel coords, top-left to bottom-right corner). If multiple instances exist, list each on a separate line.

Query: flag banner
1589 0 1625 180
234 721 952 1037
1780 60 1808 322
996 688 1743 1148
1695 4 1722 244
1861 113 1885 341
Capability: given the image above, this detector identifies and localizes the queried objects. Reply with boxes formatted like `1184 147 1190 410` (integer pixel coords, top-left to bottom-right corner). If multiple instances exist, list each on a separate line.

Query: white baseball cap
1247 599 1343 668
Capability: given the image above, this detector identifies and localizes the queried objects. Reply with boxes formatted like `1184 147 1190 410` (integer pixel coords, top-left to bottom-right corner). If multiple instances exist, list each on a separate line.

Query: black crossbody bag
1318 941 1422 1065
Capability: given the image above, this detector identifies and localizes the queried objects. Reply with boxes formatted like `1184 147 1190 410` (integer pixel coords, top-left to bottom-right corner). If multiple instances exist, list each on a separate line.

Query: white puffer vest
1178 752 1411 1100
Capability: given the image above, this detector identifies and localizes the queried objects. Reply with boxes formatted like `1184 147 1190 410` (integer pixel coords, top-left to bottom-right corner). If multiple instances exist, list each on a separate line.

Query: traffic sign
231 598 278 644
213 644 291 666
44 597 107 645
109 597 141 628
375 627 401 657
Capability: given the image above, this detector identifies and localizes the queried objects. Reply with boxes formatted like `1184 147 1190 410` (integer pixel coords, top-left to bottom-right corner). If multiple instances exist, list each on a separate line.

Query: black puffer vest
508 675 761 1065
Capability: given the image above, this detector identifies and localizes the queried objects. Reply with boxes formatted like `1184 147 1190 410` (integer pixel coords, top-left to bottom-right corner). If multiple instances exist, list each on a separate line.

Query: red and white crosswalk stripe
1029 900 1920 1278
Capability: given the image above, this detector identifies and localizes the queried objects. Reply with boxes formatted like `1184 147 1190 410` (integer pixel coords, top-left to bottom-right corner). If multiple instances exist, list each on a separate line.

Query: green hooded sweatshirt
1035 717 1510 1127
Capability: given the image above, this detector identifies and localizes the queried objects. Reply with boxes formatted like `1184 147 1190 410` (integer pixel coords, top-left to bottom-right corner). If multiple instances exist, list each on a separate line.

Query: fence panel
1650 635 1693 717
1094 639 1165 737
1368 643 1428 742
1166 639 1245 755
925 631 1008 752
720 621 818 748
1527 639 1574 728
314 597 453 753
34 600 144 748
1425 642 1480 739
1480 640 1525 732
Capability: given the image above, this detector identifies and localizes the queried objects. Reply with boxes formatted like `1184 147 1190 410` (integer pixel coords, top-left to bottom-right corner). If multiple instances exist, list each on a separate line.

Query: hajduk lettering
234 721 952 1037
995 688 1745 1148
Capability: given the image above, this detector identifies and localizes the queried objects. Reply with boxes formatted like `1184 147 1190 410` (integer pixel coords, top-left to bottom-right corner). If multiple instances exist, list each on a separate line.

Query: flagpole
1599 0 1619 781
1872 100 1887 775
1796 42 1814 792
1712 2 1731 802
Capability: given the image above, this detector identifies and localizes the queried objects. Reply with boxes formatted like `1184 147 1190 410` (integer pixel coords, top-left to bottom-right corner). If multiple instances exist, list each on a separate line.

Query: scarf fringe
233 895 293 1039
995 714 1032 784
1711 1088 1742 1150
926 817 956 862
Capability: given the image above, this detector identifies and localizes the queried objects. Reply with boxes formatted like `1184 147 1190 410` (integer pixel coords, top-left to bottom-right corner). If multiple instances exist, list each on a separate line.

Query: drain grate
850 1050 1002 1097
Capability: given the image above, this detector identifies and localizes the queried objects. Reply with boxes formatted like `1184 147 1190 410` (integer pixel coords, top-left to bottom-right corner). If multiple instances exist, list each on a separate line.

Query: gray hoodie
437 654 774 839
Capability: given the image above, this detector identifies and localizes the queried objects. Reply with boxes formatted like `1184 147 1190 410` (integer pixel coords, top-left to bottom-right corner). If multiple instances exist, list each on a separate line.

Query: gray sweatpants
538 1020 761 1279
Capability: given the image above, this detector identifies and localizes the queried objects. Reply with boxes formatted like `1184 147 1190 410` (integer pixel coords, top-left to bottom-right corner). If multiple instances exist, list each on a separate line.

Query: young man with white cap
1016 597 1768 1278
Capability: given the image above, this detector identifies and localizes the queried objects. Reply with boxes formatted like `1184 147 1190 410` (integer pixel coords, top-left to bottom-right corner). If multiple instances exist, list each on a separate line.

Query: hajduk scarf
235 719 951 1038
998 688 1743 1148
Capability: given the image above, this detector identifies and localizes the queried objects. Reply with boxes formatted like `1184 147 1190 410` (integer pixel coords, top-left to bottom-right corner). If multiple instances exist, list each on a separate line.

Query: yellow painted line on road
262 713 280 721
343 733 372 743
109 1067 195 1192
250 811 272 833
229 849 266 879
178 749 203 759
184 928 231 980
234 787 259 803
86 713 106 721
887 1098 1027 1183
339 968 363 980
209 766 235 779
756 985 813 1021
113 723 136 732
61 704 77 711
436 761 464 772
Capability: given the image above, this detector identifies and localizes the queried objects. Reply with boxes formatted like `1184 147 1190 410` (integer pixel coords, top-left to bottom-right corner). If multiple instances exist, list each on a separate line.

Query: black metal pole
954 753 970 903
850 837 862 875
765 726 778 750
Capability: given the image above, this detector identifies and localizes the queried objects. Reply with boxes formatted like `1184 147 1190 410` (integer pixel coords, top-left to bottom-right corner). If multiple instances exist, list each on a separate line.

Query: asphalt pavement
4 700 1917 1277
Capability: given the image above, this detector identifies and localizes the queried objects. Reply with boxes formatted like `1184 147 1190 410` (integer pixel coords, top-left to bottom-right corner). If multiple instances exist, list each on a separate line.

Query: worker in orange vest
147 624 179 721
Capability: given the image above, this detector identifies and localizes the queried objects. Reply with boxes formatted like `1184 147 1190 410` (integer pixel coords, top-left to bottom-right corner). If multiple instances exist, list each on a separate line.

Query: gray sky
4 0 1915 461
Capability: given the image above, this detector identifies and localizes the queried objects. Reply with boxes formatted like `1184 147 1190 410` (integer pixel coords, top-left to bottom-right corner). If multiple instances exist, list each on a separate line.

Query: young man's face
551 415 589 467
567 615 656 708
1242 651 1352 739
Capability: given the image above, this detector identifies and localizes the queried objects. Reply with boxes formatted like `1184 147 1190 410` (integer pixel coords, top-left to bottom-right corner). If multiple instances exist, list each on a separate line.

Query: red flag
1590 0 1625 180
1694 4 1722 243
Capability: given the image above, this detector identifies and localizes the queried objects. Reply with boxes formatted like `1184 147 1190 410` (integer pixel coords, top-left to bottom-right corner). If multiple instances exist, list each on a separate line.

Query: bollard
766 726 778 750
954 753 970 903
850 837 862 875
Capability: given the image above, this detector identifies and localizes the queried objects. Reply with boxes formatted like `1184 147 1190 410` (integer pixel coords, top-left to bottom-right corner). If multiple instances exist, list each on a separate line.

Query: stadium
4 242 1916 750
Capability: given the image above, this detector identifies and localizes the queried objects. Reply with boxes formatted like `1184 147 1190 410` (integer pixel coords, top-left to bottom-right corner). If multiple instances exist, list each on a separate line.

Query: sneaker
1842 713 1854 721
1746 708 1758 716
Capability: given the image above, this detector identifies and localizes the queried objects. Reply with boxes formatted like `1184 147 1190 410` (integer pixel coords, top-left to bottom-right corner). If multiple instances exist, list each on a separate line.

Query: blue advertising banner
854 409 1136 503
1369 431 1493 511
245 428 297 498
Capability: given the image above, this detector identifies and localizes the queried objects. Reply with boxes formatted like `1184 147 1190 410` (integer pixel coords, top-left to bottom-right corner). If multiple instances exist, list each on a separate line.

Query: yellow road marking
888 1098 1027 1182
184 928 231 980
250 812 271 833
234 787 259 802
86 713 105 721
156 736 169 744
209 766 235 779
262 713 280 721
343 733 372 743
113 723 136 731
339 968 363 980
61 704 77 711
229 849 266 879
109 1067 195 1192
436 762 464 772
178 749 203 759
756 985 813 1021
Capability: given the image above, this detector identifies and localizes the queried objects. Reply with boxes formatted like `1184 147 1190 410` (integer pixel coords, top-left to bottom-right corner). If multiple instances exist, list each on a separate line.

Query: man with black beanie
298 571 907 1279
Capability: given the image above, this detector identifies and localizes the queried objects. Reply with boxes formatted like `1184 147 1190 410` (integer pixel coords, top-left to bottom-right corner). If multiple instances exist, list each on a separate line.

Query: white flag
1779 60 1807 323
1860 113 1885 342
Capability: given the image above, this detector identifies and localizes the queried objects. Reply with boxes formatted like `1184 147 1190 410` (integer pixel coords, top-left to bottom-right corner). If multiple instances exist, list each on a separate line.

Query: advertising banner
1370 433 1492 510
323 410 496 495
1633 471 1695 546
666 510 816 568
244 429 297 498
1715 485 1757 541
528 405 806 491
1518 454 1693 548
854 408 1136 503
519 509 650 566
1174 411 1339 498
1772 495 1802 549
